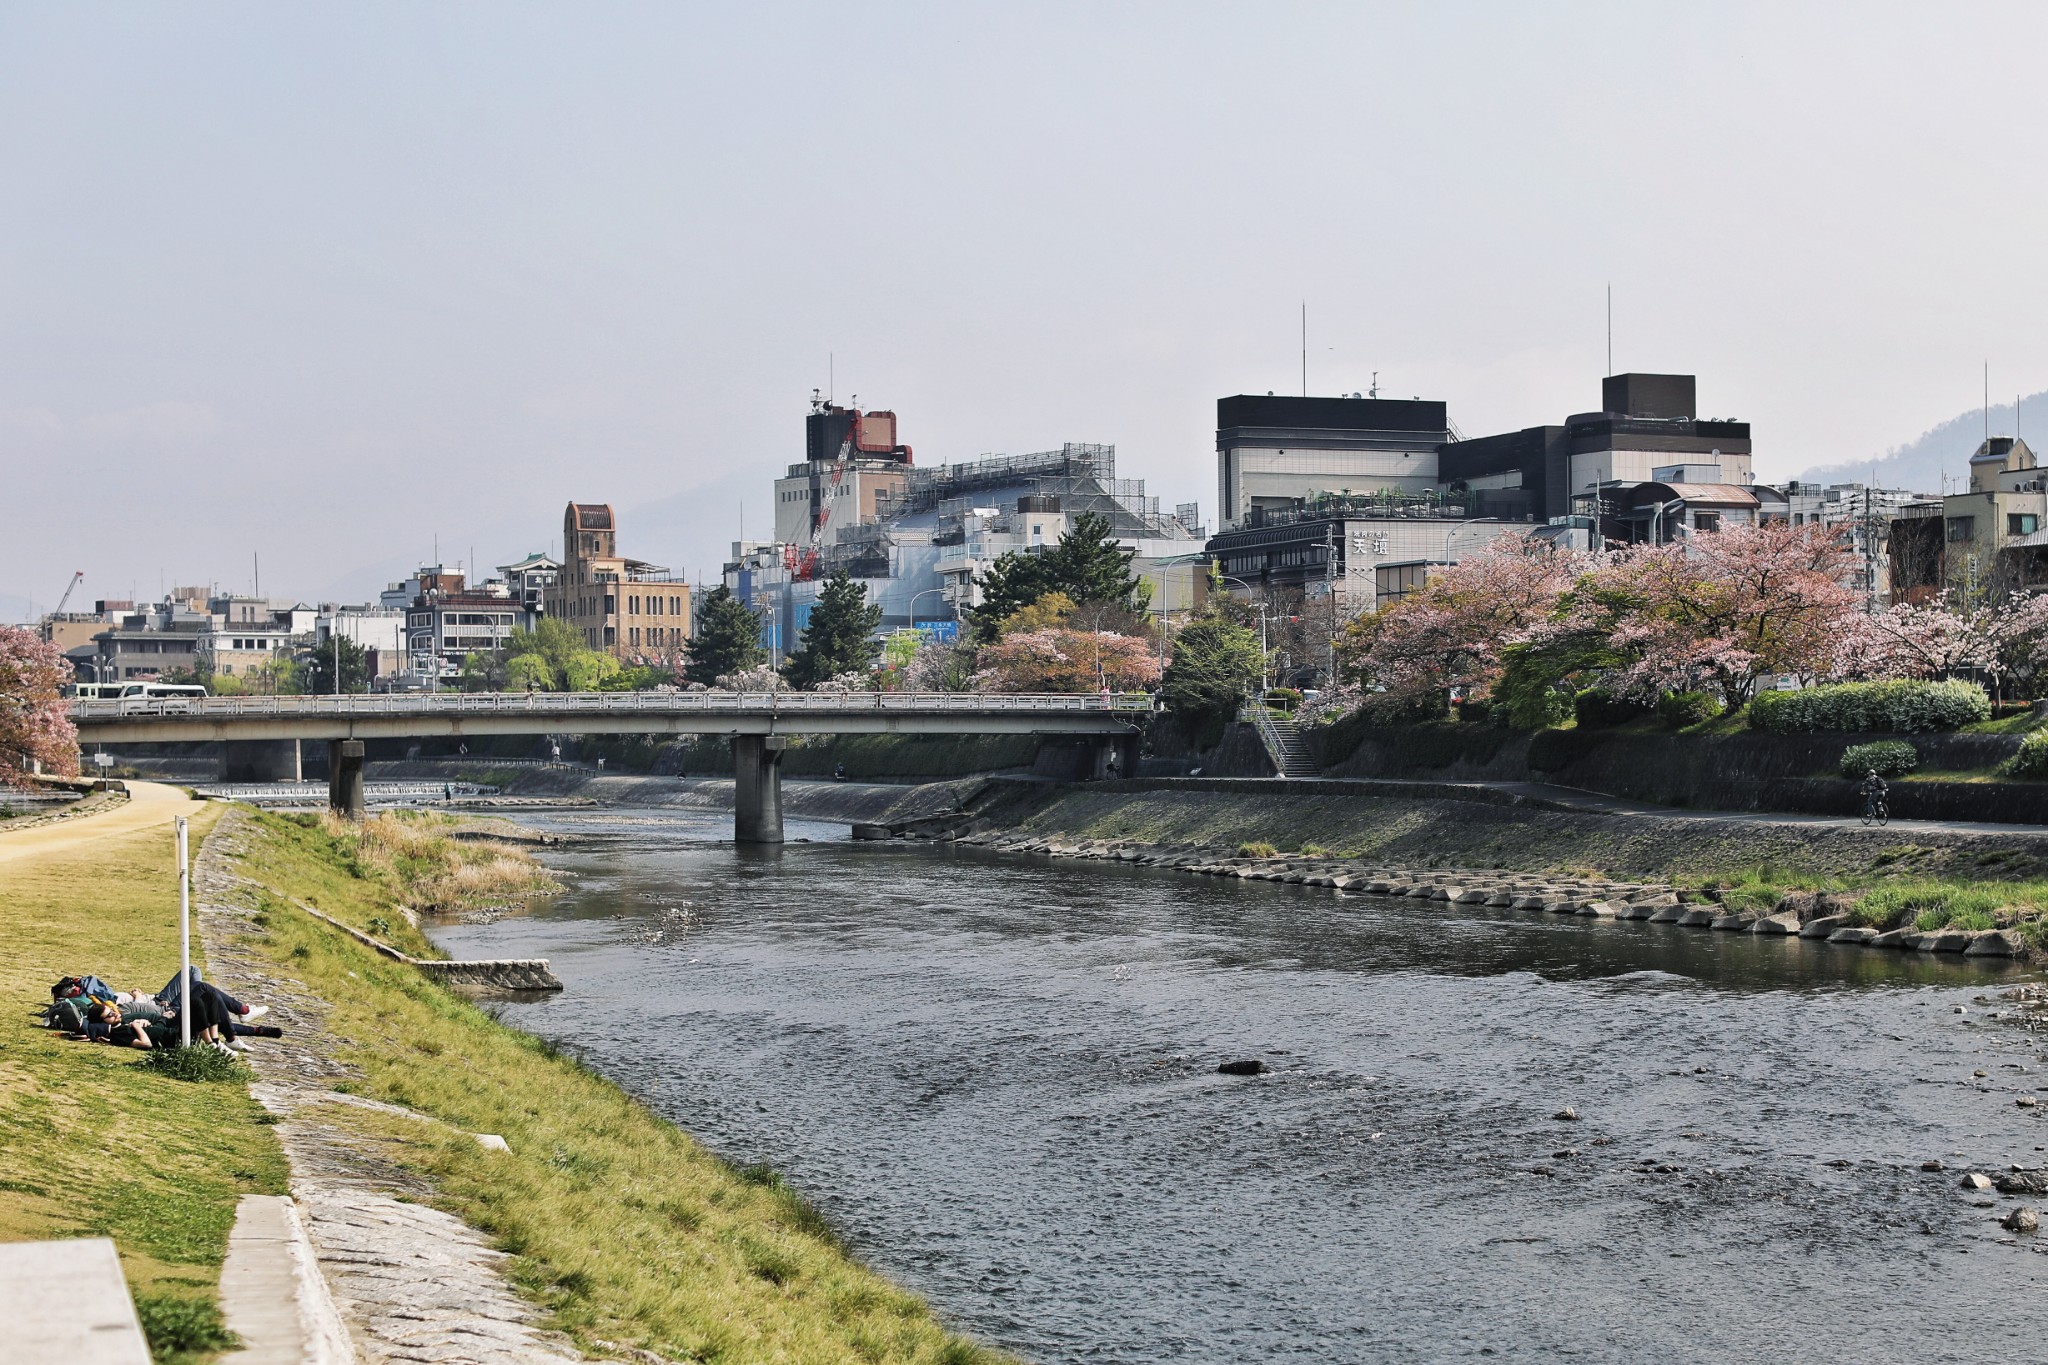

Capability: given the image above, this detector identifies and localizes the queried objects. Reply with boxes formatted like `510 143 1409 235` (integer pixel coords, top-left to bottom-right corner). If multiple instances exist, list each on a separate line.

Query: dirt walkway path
0 781 199 867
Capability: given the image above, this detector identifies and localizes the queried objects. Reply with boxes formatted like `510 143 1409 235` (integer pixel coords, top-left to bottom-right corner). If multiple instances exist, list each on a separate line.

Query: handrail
71 690 1156 720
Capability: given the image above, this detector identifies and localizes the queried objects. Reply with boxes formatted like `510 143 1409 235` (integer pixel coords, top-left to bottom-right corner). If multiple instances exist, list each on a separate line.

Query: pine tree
304 634 371 694
967 512 1140 643
783 573 883 689
967 551 1054 643
1042 511 1140 608
684 585 767 686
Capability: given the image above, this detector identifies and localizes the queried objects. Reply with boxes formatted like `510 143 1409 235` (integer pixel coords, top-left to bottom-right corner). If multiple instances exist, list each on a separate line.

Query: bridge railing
71 690 1156 721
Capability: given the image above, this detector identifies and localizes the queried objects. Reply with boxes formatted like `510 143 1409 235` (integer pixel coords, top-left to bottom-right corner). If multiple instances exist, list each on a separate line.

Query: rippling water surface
437 806 2048 1363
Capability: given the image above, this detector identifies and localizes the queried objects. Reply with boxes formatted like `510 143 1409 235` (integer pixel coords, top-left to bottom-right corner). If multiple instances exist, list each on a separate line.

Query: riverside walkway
73 691 1148 839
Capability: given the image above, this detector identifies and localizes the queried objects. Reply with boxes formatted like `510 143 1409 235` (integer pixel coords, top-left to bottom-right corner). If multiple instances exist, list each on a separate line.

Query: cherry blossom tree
0 625 79 784
1337 540 1592 706
1583 521 1859 705
976 629 1161 693
1833 602 1995 682
1985 592 2048 698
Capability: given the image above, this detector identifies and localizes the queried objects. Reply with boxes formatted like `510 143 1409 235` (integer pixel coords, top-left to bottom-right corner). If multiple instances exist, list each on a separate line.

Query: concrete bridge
70 691 1148 841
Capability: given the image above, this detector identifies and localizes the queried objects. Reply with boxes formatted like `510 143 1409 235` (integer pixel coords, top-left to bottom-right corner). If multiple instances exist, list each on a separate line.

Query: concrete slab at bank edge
0 1237 151 1363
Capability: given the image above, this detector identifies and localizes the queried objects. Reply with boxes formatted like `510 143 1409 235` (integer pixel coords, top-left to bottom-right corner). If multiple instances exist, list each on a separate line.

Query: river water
438 805 2048 1363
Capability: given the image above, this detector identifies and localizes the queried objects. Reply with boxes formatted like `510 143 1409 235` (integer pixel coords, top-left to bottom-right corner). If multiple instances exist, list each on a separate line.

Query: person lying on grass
52 969 271 1031
86 999 282 1051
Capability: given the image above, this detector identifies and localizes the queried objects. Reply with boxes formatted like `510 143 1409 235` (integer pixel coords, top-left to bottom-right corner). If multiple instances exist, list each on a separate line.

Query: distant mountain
1796 391 2048 495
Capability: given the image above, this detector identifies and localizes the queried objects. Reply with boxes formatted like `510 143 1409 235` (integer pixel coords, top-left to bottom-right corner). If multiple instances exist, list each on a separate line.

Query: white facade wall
1219 444 1440 527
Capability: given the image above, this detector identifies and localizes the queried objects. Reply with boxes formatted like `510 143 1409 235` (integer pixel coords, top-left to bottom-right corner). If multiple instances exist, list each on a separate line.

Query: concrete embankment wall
962 778 2048 882
1311 722 2047 824
414 764 991 827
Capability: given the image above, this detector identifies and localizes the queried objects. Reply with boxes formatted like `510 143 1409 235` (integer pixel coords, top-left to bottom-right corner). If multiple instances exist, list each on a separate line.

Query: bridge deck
71 690 1151 743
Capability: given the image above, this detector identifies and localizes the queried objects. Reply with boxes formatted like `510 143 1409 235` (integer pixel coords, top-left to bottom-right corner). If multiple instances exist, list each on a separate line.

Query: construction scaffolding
874 443 1194 543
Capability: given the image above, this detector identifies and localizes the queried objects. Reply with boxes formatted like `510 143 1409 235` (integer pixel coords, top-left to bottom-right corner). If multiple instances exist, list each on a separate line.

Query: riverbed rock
1217 1058 1268 1076
1800 914 1851 939
1995 1169 2048 1194
1869 928 1919 949
1827 927 1877 944
1553 1107 1581 1121
1962 1172 1995 1190
1752 912 1802 935
1677 908 1718 927
1512 895 1548 910
1629 892 1681 910
1966 930 2025 958
2020 1096 2040 1109
1773 889 1822 921
1615 902 1658 920
1711 912 1758 931
1918 930 1972 953
2003 1206 2039 1233
1648 906 1687 923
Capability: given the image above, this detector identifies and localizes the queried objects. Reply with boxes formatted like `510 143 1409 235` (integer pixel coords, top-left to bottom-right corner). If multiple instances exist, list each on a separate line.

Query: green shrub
2004 730 2048 779
1840 739 1918 779
1453 697 1492 723
139 1043 246 1083
1264 689 1302 712
1658 691 1725 729
134 1294 237 1358
1573 688 1651 729
1749 679 1991 734
1237 841 1278 858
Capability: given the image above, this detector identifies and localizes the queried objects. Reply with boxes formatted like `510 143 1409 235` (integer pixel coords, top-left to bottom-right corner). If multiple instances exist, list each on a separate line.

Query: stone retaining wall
948 830 2034 960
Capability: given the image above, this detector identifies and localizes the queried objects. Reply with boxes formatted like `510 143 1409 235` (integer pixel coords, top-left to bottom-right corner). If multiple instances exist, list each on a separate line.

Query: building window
1948 517 1976 543
1693 512 1721 533
2011 513 2039 537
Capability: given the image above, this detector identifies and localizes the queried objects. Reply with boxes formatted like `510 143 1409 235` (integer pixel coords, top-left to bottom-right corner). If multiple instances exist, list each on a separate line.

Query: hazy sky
8 2 2048 617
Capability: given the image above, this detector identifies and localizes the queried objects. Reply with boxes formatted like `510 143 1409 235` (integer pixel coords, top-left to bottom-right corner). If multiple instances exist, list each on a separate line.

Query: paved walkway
1111 773 2048 838
1473 777 2048 836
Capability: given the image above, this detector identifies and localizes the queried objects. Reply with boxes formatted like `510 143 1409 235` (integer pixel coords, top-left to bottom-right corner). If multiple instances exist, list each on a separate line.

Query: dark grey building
1439 373 1752 522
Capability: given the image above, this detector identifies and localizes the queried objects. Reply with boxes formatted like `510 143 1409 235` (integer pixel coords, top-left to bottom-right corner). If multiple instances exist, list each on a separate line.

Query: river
437 804 2048 1363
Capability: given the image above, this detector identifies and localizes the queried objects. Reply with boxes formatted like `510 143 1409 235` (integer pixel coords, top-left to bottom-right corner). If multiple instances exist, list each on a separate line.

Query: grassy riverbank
226 808 1006 1364
0 793 290 1364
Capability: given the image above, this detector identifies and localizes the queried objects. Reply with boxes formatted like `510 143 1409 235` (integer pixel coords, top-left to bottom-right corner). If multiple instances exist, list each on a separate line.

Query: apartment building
542 503 690 660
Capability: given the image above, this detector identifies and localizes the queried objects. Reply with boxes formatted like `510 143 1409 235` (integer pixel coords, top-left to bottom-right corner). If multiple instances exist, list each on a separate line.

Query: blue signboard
913 620 959 643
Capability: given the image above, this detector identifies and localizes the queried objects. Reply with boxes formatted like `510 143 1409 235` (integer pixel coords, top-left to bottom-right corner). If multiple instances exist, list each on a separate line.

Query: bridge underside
86 717 1139 844
73 714 1134 745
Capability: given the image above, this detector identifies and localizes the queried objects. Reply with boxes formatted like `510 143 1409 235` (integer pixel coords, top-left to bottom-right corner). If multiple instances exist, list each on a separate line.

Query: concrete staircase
1248 708 1319 778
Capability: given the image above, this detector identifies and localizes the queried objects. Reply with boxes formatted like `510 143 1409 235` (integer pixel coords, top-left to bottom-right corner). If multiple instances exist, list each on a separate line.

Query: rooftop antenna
1985 361 1990 444
1606 283 1612 376
1369 370 1378 399
1300 302 1307 398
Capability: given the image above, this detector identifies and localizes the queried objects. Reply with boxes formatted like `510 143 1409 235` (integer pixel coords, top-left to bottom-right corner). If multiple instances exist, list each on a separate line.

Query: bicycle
1861 794 1889 827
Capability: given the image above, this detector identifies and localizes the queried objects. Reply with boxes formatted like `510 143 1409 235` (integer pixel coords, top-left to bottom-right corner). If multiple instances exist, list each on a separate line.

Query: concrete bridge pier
731 735 787 843
327 740 365 819
221 739 302 783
